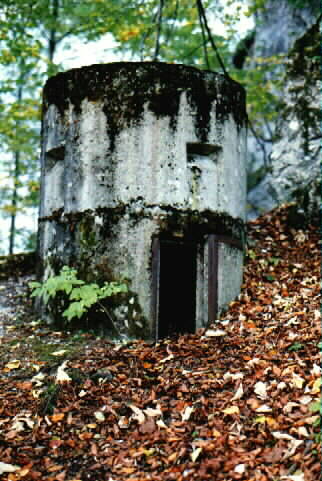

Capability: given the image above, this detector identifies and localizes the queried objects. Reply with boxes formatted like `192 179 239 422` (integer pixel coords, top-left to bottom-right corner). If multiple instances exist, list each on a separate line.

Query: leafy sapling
309 397 322 442
29 266 128 332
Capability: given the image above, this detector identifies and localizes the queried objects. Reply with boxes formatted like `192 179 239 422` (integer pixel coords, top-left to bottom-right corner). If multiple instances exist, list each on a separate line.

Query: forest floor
0 205 320 481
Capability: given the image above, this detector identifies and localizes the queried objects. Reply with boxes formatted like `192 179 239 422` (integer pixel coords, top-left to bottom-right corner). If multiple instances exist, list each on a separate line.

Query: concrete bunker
38 62 247 340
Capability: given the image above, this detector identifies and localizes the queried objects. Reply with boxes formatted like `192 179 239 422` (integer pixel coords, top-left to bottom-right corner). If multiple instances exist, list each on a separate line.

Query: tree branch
140 10 159 60
195 0 230 78
248 118 269 168
153 0 165 61
197 0 210 69
164 0 179 44
97 300 121 337
48 0 60 62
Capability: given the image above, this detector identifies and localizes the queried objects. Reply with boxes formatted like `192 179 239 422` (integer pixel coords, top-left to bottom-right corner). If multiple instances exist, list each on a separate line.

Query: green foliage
310 394 322 443
113 0 229 71
247 249 257 260
1 0 318 252
287 0 319 9
29 266 128 322
288 342 304 351
231 55 285 132
267 257 280 266
38 382 60 415
309 400 321 414
0 0 139 253
264 274 275 282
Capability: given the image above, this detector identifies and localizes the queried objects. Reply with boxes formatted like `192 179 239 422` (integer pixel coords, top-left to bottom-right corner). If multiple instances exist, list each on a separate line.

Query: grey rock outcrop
252 0 319 57
245 0 320 219
269 19 321 225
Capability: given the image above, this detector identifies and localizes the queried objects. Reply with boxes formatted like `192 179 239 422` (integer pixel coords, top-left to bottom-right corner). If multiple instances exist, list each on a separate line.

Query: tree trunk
8 83 23 254
8 151 20 254
48 0 59 63
153 0 164 61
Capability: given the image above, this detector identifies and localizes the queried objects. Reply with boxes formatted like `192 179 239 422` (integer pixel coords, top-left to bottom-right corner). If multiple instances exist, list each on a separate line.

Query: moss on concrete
43 62 247 151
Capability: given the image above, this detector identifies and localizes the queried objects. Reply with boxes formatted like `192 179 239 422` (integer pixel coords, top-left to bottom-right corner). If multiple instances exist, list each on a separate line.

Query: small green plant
264 274 275 282
247 249 257 260
38 383 61 415
29 266 128 329
267 257 280 266
288 342 304 352
310 392 322 443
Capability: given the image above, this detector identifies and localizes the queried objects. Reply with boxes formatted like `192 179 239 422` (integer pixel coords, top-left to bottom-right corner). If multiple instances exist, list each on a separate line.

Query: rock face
246 0 319 218
269 20 321 225
251 0 319 57
38 62 247 339
248 16 321 225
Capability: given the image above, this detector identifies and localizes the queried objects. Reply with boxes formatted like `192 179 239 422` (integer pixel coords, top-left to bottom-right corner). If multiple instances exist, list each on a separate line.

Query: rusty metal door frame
207 234 243 324
151 237 160 341
208 234 219 325
152 234 243 338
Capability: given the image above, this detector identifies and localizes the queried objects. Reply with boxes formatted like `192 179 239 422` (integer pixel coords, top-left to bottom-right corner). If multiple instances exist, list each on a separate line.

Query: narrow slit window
186 142 221 163
45 145 65 170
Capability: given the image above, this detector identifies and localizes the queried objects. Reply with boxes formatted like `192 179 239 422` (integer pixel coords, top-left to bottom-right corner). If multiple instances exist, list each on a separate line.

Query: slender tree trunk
197 0 210 69
48 0 59 62
195 0 229 78
153 0 164 61
8 83 23 254
8 151 20 254
8 0 60 253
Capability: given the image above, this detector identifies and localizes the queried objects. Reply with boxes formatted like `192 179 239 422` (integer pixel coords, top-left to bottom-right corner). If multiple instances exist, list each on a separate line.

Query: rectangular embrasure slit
186 142 221 162
45 145 65 170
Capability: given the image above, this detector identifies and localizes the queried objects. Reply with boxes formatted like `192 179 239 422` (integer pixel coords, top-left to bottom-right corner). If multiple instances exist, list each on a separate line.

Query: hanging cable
196 0 230 78
153 0 165 60
197 0 210 69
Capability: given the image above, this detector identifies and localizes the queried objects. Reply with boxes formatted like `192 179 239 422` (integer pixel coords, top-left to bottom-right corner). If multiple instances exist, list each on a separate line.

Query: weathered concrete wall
38 62 247 339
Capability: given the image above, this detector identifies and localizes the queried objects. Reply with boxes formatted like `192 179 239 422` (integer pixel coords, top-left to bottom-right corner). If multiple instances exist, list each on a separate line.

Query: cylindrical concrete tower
38 62 247 339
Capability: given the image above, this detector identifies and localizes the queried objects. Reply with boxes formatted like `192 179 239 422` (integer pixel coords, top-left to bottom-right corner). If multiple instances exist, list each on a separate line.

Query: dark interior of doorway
158 240 197 339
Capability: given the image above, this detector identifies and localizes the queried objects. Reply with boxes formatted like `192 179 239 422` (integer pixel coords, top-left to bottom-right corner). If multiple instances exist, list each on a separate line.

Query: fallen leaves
291 372 305 389
51 413 65 423
129 404 145 424
0 462 20 475
51 349 68 356
281 473 305 481
55 361 71 383
190 446 202 462
181 405 194 421
231 382 244 400
254 381 268 399
204 328 226 337
311 377 321 394
93 411 105 422
4 359 20 370
222 405 240 415
0 205 320 480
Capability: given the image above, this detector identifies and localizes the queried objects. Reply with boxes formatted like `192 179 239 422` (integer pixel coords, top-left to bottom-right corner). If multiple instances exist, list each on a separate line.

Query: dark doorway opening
157 240 197 339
